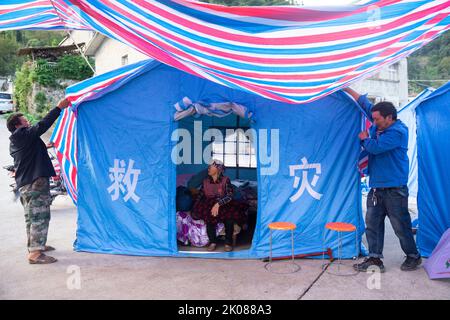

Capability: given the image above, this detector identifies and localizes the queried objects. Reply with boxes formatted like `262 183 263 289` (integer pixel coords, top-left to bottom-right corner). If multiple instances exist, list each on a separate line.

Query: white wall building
351 59 409 108
60 31 148 75
62 31 409 108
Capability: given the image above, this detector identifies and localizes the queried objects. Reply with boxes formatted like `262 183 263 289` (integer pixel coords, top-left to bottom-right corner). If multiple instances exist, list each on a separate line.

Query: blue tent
398 88 435 230
398 88 435 198
398 82 450 257
73 60 365 259
415 82 450 257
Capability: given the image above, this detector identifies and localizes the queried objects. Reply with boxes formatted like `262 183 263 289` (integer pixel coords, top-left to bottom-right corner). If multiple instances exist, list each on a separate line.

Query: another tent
423 228 450 279
398 82 450 257
398 88 435 198
60 59 365 259
397 87 435 230
415 82 450 257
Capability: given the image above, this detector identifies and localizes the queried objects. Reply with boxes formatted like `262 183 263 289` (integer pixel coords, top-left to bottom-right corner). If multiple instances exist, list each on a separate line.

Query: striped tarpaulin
1 1 449 104
50 107 78 202
0 0 90 30
62 0 450 104
2 0 450 202
359 116 373 176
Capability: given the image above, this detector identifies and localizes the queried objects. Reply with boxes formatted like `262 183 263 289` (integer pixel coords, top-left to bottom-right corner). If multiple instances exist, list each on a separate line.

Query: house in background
61 31 409 107
351 59 409 107
60 31 148 75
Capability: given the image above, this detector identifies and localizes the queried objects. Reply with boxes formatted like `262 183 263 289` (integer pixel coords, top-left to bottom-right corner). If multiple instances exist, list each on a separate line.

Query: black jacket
9 107 62 189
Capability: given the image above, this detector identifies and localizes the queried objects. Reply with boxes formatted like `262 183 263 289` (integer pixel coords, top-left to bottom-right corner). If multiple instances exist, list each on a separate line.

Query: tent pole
47 0 96 75
66 31 96 76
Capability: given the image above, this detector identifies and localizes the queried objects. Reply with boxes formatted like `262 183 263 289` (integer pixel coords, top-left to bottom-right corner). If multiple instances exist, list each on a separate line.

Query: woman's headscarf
209 158 225 176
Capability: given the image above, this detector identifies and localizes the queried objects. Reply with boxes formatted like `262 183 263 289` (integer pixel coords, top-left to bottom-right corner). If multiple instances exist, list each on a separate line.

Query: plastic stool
265 222 300 274
322 222 359 276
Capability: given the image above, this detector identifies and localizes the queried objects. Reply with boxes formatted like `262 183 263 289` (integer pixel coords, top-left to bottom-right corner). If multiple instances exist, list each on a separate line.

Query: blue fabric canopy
398 88 435 198
74 60 364 259
416 82 450 257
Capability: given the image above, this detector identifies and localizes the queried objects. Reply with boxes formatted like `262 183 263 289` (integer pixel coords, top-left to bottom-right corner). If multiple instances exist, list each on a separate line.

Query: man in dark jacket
344 87 421 273
7 98 69 264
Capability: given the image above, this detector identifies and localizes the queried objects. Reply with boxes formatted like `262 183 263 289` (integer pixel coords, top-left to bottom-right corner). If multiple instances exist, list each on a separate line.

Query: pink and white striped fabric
0 0 90 30
50 107 78 202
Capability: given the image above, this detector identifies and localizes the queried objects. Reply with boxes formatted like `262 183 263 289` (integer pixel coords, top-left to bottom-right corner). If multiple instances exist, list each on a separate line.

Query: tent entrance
174 114 258 253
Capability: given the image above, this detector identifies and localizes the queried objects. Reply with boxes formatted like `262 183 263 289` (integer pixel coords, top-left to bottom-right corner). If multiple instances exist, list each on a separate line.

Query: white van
0 92 14 113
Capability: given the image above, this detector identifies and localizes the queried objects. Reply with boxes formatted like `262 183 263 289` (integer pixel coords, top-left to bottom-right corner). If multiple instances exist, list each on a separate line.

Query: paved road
0 117 448 300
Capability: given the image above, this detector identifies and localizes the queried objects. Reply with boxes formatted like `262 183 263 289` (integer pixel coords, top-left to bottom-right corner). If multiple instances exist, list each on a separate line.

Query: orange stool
322 222 359 276
265 222 300 273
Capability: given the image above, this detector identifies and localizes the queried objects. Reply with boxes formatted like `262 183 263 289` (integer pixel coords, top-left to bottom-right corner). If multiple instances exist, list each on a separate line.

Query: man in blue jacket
344 87 421 272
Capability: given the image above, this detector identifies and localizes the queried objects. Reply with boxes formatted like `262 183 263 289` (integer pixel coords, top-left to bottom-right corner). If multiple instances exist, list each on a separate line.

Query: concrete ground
0 117 449 300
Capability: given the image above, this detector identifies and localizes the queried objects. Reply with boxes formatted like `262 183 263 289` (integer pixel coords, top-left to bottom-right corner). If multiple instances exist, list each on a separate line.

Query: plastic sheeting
398 88 435 230
398 88 435 198
75 61 364 258
424 228 450 279
2 1 449 104
416 82 450 257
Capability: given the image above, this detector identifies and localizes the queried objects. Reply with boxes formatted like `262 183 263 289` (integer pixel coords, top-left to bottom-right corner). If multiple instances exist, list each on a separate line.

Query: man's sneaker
400 256 422 271
353 257 385 273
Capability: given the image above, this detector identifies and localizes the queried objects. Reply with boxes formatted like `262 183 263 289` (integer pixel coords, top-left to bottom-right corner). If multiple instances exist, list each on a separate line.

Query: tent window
211 126 257 170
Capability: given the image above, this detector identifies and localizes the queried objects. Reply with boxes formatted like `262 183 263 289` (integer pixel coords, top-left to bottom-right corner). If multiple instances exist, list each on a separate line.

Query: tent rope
65 30 96 76
48 0 96 75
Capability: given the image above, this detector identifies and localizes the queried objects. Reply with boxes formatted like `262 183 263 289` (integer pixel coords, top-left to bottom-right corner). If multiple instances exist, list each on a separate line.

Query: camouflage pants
19 177 52 252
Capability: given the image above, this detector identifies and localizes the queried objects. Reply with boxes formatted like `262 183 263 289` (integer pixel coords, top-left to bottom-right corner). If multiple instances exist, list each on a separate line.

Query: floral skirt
192 197 248 225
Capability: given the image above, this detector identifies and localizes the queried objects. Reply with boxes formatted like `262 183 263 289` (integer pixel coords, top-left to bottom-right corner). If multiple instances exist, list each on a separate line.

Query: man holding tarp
344 88 422 272
7 98 70 264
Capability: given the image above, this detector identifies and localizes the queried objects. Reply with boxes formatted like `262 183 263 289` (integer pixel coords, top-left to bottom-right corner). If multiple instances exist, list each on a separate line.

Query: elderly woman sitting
191 159 248 252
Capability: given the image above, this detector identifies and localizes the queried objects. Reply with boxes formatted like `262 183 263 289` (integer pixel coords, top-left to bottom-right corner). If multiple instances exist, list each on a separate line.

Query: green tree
13 62 34 113
0 30 66 77
437 56 450 79
0 37 20 76
22 30 65 47
57 55 94 80
35 59 57 87
408 31 450 94
34 91 49 115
